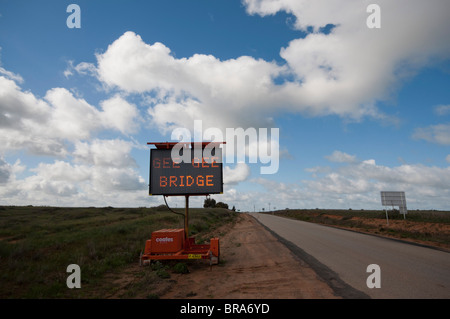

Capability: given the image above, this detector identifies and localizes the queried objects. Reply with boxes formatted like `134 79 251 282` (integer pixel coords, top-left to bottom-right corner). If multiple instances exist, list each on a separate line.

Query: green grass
0 205 237 298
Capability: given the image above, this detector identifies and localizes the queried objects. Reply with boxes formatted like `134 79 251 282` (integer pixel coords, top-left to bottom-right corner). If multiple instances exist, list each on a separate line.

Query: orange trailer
140 228 220 265
141 142 224 267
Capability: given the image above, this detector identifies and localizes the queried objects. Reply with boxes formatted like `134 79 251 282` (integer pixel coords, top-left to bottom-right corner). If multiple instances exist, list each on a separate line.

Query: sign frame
381 191 407 207
380 191 408 223
148 142 224 196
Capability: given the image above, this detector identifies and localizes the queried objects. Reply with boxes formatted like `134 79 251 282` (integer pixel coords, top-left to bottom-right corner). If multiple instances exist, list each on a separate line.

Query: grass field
1 206 448 298
0 205 237 298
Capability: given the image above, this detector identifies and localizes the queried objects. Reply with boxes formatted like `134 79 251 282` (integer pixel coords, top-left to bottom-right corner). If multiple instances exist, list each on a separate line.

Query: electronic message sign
149 147 223 196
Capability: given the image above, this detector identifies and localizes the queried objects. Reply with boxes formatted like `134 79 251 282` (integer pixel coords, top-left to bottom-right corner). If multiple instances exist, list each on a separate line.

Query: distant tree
203 197 216 208
232 206 236 212
215 202 229 209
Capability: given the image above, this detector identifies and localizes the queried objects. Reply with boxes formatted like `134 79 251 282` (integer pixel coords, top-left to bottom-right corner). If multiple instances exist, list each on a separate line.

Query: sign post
185 195 189 240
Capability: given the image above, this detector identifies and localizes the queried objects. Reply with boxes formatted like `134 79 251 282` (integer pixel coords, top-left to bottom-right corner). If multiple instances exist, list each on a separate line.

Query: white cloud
302 158 450 209
0 158 147 206
45 88 103 141
100 95 139 135
413 123 450 145
20 161 91 198
244 0 450 119
96 32 282 98
21 176 79 197
0 66 24 84
18 141 145 201
247 156 450 210
64 60 97 79
3 2 450 209
92 31 284 133
252 177 309 202
30 161 91 183
325 150 357 163
0 72 141 157
0 157 12 183
0 77 51 128
0 64 146 206
45 89 138 140
223 163 251 185
90 166 146 193
73 139 137 168
0 76 67 156
434 105 450 116
71 0 450 136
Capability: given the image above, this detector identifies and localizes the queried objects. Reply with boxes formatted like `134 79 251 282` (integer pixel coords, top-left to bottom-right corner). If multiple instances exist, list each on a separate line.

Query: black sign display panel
149 148 223 196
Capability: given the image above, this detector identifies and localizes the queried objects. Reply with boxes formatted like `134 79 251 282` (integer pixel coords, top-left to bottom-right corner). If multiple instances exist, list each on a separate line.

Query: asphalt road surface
250 213 450 299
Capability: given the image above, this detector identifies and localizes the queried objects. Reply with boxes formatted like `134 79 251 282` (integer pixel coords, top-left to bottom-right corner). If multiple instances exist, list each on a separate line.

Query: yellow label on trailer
188 254 202 259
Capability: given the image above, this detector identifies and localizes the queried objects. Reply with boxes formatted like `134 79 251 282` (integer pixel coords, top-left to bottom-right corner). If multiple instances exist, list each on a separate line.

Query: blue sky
1 0 450 210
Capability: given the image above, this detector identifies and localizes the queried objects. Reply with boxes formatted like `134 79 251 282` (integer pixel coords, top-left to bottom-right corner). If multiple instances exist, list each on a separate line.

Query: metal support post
185 195 189 240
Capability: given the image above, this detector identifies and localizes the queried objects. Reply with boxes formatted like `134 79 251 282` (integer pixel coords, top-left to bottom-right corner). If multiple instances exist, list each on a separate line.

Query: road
250 213 450 299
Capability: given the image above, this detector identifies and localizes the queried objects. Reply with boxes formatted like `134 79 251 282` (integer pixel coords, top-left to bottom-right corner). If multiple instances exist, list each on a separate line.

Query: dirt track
160 214 339 299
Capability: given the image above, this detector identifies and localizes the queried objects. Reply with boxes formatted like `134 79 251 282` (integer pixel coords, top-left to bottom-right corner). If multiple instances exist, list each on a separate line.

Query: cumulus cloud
0 65 145 206
73 139 137 168
325 150 357 163
304 157 450 209
90 31 283 133
249 154 450 210
0 76 66 156
0 139 146 205
79 31 278 133
0 158 147 206
0 73 141 156
90 166 146 193
45 88 104 141
3 1 450 208
245 0 450 119
67 0 450 135
415 105 450 146
0 157 12 183
99 95 140 135
0 66 24 84
223 163 251 185
413 123 450 145
64 60 98 79
434 105 450 116
46 89 140 139
95 32 282 97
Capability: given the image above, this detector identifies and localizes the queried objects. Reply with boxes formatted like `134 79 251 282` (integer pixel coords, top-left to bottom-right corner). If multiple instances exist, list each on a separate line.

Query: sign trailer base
140 142 224 267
